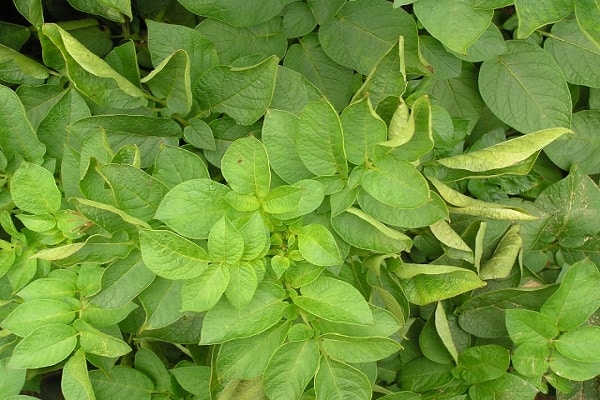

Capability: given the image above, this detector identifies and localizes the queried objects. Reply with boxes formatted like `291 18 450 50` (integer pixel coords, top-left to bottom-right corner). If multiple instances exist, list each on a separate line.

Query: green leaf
66 0 131 22
270 66 322 115
479 40 572 133
319 0 417 75
331 207 412 254
283 33 355 111
9 323 77 369
341 98 388 165
201 282 287 344
453 23 508 63
81 302 138 327
269 179 326 220
1 298 76 337
455 345 510 384
263 340 320 400
181 264 230 312
511 342 549 377
282 1 317 39
361 156 430 208
74 319 131 358
320 334 402 363
139 277 183 330
41 24 147 109
357 190 448 229
101 164 168 222
544 20 600 88
0 358 26 397
140 229 210 280
429 220 473 263
469 373 538 400
222 136 271 198
262 109 313 183
294 276 373 324
152 145 210 189
194 56 278 125
177 0 286 27
541 259 600 331
62 350 95 400
505 309 559 345
170 364 211 398
156 179 231 239
217 322 289 380
414 0 492 55
90 253 155 309
13 0 44 28
480 224 522 280
89 366 153 400
225 262 258 309
419 36 462 80
0 43 50 85
208 217 245 264
549 350 600 381
544 111 600 175
140 49 192 116
524 166 600 250
437 127 571 172
314 357 372 400
298 224 343 267
574 0 600 48
0 85 45 163
146 19 218 81
434 302 459 363
261 185 303 214
555 326 600 363
515 0 572 38
134 348 171 392
393 262 486 305
390 95 434 162
312 306 401 338
10 162 60 215
295 98 348 177
16 277 76 301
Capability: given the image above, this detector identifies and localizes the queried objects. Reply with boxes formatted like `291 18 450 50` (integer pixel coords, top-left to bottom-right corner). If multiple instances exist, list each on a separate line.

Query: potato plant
1 1 600 399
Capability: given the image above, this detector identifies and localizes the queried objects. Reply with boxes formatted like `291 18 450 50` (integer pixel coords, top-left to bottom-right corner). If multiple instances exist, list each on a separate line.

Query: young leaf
139 229 210 280
478 41 571 133
221 136 271 198
181 264 230 312
263 340 320 400
437 127 571 171
194 56 278 125
201 283 287 344
297 224 343 267
61 350 95 400
155 179 231 239
314 357 372 400
295 98 348 177
414 0 492 55
540 259 600 331
9 323 78 369
320 334 402 363
10 162 60 215
294 276 373 324
208 217 245 264
225 262 258 309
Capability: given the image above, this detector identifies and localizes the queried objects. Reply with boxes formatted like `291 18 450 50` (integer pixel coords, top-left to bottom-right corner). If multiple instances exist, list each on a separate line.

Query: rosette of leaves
1 1 599 399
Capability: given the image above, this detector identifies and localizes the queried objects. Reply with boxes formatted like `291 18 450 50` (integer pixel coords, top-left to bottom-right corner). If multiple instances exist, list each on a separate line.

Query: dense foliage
1 0 600 399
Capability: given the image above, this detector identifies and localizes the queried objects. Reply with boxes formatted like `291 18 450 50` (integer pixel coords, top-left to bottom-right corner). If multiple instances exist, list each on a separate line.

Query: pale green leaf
62 350 95 400
1 298 76 337
221 136 271 198
320 334 402 363
9 323 77 369
181 264 230 312
10 162 61 215
225 262 258 309
314 357 372 400
74 319 131 358
208 217 244 264
298 224 343 267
